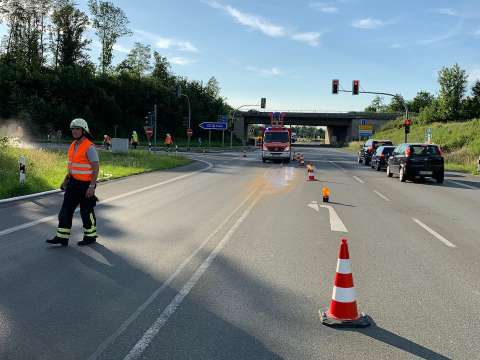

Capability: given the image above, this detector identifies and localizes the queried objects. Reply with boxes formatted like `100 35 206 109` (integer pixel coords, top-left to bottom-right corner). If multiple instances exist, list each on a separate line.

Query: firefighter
131 130 139 149
46 118 99 246
165 133 173 152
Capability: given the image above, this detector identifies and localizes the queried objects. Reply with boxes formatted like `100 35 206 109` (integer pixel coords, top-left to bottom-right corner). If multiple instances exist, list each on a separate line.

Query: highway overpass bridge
233 111 402 145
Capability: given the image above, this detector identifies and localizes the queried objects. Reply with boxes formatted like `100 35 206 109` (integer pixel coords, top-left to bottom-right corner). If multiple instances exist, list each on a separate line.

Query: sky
2 0 480 111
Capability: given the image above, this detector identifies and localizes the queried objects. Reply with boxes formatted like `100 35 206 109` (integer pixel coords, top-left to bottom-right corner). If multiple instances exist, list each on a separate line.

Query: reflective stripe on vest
67 139 94 181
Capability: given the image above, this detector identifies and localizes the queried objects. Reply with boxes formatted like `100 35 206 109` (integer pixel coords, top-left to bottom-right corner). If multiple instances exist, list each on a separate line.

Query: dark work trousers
56 178 97 240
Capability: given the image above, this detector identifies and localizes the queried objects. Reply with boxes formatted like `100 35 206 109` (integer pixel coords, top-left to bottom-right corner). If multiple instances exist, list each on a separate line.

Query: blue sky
2 0 480 111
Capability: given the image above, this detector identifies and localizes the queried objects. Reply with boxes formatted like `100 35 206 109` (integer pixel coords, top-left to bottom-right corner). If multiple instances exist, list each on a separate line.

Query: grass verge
0 145 192 200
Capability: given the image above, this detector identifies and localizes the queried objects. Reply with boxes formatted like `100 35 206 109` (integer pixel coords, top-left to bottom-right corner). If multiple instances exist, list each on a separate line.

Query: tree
387 95 406 113
50 0 90 68
438 63 468 120
409 91 434 113
365 96 386 112
88 0 131 74
151 51 171 83
116 42 151 77
206 76 220 98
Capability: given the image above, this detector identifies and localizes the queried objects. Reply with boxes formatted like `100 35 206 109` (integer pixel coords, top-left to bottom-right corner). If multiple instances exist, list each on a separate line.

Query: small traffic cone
322 186 330 202
320 239 370 328
307 163 315 181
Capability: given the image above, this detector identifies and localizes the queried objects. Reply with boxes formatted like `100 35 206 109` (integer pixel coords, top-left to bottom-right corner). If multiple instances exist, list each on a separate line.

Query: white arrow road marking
320 204 348 232
308 201 320 212
412 218 456 248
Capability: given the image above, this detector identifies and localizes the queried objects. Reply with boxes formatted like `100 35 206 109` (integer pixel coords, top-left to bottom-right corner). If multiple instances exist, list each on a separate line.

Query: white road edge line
353 176 365 184
122 191 264 360
412 218 456 248
447 179 478 190
373 190 390 202
87 187 259 360
0 159 213 238
320 204 348 232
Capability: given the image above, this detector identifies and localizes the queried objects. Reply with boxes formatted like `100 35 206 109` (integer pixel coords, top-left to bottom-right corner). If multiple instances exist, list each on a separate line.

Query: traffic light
352 80 359 95
404 119 411 134
332 79 339 94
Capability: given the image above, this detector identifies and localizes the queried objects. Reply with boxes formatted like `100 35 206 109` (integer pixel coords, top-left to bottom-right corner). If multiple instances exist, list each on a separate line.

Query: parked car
371 146 395 171
358 139 393 165
386 143 444 183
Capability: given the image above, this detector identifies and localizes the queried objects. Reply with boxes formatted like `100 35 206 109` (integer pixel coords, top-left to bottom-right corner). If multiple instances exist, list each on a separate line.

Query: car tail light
380 153 385 158
405 147 411 157
368 147 373 153
284 145 290 151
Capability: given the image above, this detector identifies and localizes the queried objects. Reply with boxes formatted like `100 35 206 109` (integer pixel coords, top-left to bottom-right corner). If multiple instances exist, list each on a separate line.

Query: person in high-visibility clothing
46 119 100 246
165 133 173 152
131 130 139 149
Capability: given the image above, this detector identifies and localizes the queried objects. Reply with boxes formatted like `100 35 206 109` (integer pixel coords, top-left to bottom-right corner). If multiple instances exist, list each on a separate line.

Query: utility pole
177 86 191 151
154 104 157 147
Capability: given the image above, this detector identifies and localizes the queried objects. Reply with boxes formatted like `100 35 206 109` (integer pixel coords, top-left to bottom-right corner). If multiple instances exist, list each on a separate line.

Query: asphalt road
1 147 479 359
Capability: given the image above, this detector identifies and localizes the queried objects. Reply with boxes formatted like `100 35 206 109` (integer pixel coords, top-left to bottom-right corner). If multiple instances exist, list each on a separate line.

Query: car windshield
383 147 394 154
410 145 440 155
264 132 289 142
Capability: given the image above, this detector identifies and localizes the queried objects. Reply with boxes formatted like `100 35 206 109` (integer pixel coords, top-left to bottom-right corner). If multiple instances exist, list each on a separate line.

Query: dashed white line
373 190 390 202
320 204 348 232
446 179 478 190
329 161 347 172
353 176 365 184
412 218 456 248
122 191 263 360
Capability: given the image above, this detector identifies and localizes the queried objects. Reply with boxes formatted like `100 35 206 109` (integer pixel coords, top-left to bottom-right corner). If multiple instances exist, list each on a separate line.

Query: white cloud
246 66 281 76
432 8 458 16
468 69 480 83
169 56 195 66
291 32 322 46
309 2 339 13
204 1 322 46
112 44 131 54
351 18 388 29
134 29 199 53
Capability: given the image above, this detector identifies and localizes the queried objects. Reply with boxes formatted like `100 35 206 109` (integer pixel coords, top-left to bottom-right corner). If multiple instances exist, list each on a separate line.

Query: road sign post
208 130 211 147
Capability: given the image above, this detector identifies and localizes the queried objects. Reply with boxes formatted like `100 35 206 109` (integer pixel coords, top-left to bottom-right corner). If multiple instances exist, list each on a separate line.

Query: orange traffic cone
320 239 370 327
322 186 330 202
307 163 315 181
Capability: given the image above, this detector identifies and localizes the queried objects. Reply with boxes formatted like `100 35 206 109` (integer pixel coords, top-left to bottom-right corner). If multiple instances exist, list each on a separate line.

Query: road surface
1 147 479 359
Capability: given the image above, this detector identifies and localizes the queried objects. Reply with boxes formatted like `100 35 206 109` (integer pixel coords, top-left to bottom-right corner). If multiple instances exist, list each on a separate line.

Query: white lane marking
308 201 320 212
0 160 213 238
0 189 61 204
353 176 365 184
320 204 348 232
447 179 478 190
329 161 347 172
412 218 456 248
123 191 263 360
87 188 259 360
373 190 390 202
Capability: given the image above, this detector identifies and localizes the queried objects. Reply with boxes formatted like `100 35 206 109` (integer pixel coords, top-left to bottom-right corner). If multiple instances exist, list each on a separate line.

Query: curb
0 189 62 205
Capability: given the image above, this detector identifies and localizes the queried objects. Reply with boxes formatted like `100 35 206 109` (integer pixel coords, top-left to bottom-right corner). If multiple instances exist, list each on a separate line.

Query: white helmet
70 118 89 133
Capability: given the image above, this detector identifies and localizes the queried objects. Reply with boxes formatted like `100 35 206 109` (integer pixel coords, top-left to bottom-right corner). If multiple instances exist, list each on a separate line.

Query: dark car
358 139 393 166
386 143 444 183
370 146 395 171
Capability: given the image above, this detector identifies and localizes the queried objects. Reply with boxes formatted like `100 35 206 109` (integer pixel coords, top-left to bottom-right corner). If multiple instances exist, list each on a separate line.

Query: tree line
0 0 230 140
365 63 480 124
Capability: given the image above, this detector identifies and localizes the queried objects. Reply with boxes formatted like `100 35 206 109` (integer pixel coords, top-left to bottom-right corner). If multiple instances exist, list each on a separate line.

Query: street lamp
177 85 191 151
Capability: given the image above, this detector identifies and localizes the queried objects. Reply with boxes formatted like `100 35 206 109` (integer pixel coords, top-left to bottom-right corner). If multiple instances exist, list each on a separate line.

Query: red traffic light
404 119 412 126
332 79 339 94
352 80 359 95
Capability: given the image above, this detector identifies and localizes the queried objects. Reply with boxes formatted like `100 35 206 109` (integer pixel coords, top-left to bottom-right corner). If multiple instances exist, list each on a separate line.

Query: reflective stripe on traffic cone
320 238 370 327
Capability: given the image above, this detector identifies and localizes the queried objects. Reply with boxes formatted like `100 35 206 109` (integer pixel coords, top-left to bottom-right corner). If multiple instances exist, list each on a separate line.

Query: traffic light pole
180 93 191 151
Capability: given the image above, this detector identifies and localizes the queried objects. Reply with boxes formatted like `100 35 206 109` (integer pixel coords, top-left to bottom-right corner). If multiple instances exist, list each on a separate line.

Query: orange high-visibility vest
165 135 173 145
67 139 94 181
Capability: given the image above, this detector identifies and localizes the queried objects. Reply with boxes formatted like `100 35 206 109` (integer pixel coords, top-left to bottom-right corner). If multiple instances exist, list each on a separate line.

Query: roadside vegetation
0 142 191 199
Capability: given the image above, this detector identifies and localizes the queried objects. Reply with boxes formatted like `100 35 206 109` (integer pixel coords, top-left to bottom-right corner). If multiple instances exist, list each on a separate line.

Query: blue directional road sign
218 115 228 123
199 122 228 130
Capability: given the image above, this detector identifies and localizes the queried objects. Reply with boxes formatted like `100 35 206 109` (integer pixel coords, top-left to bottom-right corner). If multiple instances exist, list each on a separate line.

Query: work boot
46 236 68 246
77 237 97 246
